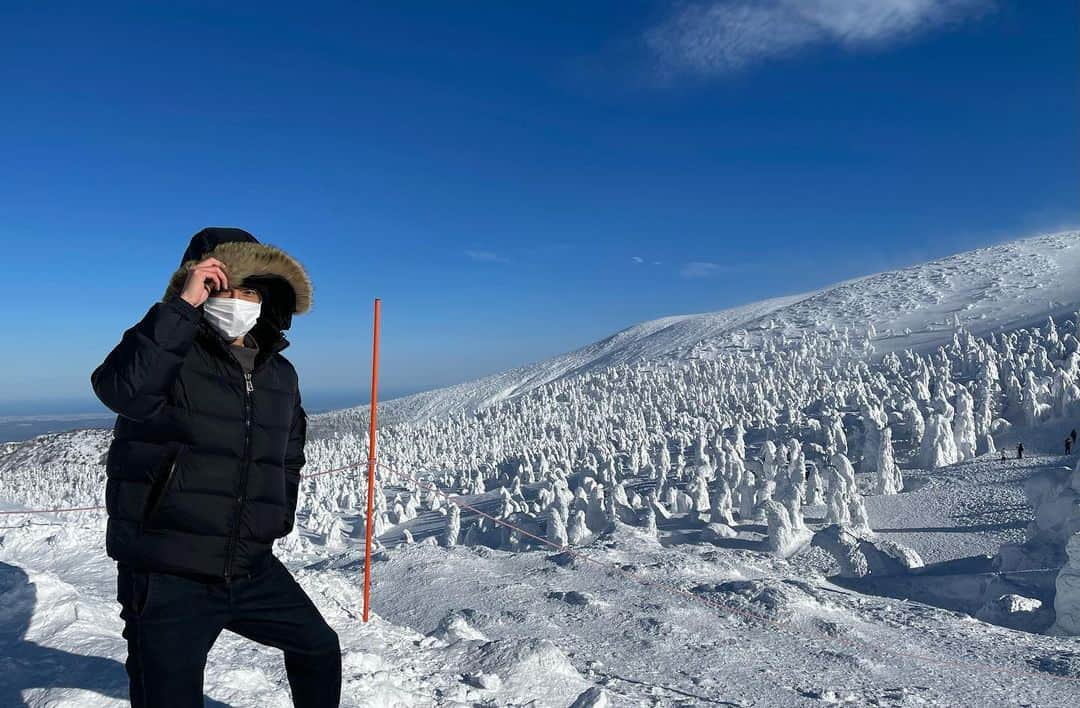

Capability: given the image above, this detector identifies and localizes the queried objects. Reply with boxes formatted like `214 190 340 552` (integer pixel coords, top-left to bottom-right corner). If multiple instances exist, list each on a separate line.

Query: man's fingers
198 269 222 293
195 264 228 291
210 265 228 290
184 260 231 301
199 257 229 272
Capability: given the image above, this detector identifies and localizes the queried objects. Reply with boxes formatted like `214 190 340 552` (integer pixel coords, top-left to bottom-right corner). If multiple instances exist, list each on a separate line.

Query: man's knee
291 608 339 656
312 623 340 656
285 625 340 676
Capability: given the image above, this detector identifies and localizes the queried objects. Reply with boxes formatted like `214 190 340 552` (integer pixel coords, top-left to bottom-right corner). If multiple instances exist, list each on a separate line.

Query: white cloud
681 261 724 278
646 0 990 76
465 250 507 263
632 256 645 264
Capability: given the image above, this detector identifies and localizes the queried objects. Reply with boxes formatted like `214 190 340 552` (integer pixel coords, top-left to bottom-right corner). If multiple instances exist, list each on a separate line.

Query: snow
6 230 1080 705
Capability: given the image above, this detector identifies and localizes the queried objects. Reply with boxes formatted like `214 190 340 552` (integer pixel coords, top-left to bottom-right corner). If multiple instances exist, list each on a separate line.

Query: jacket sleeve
90 294 203 422
282 390 308 535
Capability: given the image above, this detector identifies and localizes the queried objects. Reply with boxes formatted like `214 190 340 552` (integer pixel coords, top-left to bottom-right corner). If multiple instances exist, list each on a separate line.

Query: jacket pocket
118 565 154 618
140 443 187 532
133 569 154 617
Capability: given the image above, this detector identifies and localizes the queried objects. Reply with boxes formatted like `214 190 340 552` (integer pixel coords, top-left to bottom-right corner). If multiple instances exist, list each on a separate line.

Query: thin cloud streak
465 250 508 263
681 261 725 278
646 0 991 77
680 260 761 278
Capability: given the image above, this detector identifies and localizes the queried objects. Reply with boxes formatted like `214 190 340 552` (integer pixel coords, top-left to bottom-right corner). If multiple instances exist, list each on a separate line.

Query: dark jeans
116 554 341 707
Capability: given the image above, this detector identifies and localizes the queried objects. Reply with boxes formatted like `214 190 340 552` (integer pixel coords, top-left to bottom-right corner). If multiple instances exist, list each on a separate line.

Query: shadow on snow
0 561 229 707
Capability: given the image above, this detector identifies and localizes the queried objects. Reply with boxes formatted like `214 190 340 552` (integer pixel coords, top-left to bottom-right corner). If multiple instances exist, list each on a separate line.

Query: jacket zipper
223 364 255 584
141 447 182 531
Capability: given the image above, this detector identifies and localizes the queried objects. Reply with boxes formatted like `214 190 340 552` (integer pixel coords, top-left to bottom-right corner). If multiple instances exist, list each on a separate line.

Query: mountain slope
327 230 1080 427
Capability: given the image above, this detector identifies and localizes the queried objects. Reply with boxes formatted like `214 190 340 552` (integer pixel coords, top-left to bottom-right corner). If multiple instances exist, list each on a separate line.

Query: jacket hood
162 228 313 323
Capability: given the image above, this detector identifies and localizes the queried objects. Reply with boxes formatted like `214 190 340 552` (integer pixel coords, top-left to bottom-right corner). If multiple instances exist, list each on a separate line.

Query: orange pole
363 298 381 623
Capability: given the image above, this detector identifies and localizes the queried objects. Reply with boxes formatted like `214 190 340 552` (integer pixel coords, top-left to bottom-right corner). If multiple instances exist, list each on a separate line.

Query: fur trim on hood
162 238 313 315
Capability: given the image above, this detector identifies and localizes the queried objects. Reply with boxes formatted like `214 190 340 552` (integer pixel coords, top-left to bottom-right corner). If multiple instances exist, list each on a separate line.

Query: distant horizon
0 386 424 419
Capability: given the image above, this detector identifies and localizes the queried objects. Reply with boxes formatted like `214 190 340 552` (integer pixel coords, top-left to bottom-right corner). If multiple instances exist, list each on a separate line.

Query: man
91 227 341 707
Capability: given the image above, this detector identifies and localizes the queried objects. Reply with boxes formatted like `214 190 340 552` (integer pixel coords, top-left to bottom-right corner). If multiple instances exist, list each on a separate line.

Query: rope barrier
0 460 367 516
372 459 1080 688
2 454 1079 689
0 504 108 516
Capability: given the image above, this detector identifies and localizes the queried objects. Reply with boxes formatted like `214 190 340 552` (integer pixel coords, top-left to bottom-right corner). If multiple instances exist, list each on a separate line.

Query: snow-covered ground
2 495 1079 706
4 231 1080 706
0 518 540 707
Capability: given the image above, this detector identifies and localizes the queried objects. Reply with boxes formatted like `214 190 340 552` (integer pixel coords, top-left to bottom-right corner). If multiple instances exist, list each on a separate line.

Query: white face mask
202 297 262 340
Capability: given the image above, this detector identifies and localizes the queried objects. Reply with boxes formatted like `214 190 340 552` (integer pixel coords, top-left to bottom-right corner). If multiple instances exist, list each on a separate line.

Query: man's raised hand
179 257 230 308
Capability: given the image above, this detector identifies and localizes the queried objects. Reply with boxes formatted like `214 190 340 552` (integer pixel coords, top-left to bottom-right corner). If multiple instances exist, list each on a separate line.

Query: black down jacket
92 230 312 582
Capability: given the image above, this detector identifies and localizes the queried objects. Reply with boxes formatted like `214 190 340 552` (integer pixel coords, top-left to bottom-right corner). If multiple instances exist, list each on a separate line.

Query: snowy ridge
331 230 1080 426
365 292 805 426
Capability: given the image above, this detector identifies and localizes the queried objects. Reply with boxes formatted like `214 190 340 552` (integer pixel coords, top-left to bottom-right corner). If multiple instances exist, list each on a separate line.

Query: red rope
0 504 108 516
4 454 1079 688
0 459 367 516
372 458 1080 687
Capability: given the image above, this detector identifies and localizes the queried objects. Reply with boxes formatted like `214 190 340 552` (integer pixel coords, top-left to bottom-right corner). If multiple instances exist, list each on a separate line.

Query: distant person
1067 437 1073 455
91 228 340 707
1000 449 1007 462
1017 442 1024 460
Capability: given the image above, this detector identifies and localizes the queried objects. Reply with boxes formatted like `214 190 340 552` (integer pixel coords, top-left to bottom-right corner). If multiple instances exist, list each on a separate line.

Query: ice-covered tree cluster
265 314 1080 559
6 311 1080 617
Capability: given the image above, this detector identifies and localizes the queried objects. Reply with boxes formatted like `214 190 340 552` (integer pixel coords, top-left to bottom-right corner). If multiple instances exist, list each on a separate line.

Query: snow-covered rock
1050 532 1080 636
811 525 924 578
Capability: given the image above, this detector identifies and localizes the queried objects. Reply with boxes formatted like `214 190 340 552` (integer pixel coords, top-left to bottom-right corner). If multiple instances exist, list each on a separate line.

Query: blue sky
0 1 1077 414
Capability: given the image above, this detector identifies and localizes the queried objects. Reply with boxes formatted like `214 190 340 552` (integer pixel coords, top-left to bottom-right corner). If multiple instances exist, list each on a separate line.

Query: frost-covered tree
738 468 757 520
567 509 589 545
689 470 711 515
585 485 607 533
953 386 978 462
850 494 872 536
443 503 461 547
546 506 568 547
764 500 810 558
710 477 735 525
921 413 958 468
823 465 851 526
805 462 824 506
860 403 887 472
874 426 902 495
902 399 925 448
1021 371 1048 426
